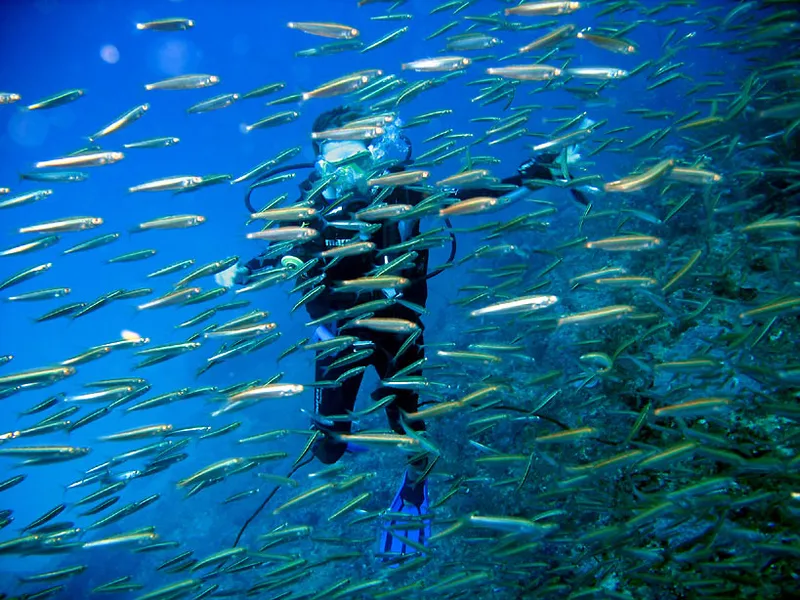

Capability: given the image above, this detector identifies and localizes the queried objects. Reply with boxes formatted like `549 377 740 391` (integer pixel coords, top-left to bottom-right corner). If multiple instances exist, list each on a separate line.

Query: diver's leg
374 325 432 555
377 326 426 436
311 350 365 465
372 325 428 479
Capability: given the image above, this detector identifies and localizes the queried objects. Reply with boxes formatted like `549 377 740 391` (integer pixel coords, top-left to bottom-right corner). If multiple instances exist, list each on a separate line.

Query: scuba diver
217 105 589 556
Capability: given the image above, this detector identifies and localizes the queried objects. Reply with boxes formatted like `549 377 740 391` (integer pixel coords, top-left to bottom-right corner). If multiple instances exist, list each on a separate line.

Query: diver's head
318 140 369 165
312 106 371 199
311 105 366 155
312 105 412 199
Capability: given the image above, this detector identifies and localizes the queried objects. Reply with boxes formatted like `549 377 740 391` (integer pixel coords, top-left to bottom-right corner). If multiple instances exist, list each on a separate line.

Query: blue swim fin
344 442 369 454
378 471 430 559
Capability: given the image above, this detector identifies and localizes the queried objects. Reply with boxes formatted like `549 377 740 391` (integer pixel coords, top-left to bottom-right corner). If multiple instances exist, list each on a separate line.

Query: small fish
19 216 103 234
470 295 559 318
0 92 22 104
204 323 276 342
250 206 318 221
486 65 562 81
296 40 364 57
287 21 359 39
469 514 559 538
273 482 336 514
585 234 663 251
446 33 501 51
668 167 723 185
123 137 180 149
22 504 66 531
564 67 629 80
35 152 124 169
191 548 246 572
334 276 410 292
355 204 412 221
174 173 231 194
240 82 285 100
0 263 53 292
557 305 635 327
576 28 637 54
99 425 173 442
131 215 206 232
20 171 88 183
505 1 582 16
147 259 195 278
244 111 300 132
174 256 239 287
26 89 85 110
0 474 25 492
519 24 576 53
654 398 731 418
246 227 318 242
129 176 202 193
0 189 52 209
402 56 471 72
137 288 201 310
367 170 429 187
177 457 247 488
145 75 220 91
62 233 120 255
739 297 800 321
360 26 409 53
344 317 419 334
187 93 239 114
136 18 195 31
319 241 375 259
303 74 373 101
89 104 149 140
440 197 501 217
7 288 71 302
0 235 59 257
0 444 87 458
107 249 158 263
35 301 86 322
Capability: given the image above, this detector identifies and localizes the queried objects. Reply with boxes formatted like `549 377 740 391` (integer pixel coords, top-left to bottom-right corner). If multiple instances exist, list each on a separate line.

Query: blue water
0 0 778 597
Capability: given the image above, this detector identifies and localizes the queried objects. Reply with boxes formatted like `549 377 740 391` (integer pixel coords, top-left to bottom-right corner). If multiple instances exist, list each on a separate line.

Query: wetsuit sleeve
452 173 524 199
242 180 324 275
452 163 589 206
243 252 279 273
243 235 323 274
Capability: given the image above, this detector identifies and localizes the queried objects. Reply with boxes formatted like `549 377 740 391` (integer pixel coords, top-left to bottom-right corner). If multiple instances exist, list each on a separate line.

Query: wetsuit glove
214 264 250 288
518 153 559 188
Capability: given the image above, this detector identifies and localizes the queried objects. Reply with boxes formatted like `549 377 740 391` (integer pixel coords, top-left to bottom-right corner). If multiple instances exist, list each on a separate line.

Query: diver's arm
451 160 588 206
215 255 269 288
243 253 280 274
217 240 320 289
243 234 322 277
219 179 322 289
451 173 524 200
518 157 590 206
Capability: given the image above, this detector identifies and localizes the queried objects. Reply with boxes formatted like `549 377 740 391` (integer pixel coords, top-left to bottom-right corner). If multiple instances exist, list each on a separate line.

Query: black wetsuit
242 160 585 465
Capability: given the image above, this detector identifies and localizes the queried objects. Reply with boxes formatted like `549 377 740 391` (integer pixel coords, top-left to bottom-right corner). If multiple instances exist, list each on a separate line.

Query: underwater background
1 0 799 598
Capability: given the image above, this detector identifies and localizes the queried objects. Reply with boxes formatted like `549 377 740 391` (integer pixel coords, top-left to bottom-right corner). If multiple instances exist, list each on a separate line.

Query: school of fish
1 0 799 599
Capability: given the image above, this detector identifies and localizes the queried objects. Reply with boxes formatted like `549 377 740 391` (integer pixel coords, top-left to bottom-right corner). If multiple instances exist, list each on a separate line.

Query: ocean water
1 1 798 598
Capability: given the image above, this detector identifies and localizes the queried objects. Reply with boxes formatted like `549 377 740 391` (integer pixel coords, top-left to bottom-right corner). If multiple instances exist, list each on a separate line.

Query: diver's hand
214 264 249 289
518 155 557 186
518 157 539 178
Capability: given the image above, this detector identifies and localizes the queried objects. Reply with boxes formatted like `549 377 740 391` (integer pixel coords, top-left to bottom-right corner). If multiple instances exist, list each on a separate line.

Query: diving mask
315 140 375 199
314 118 409 200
